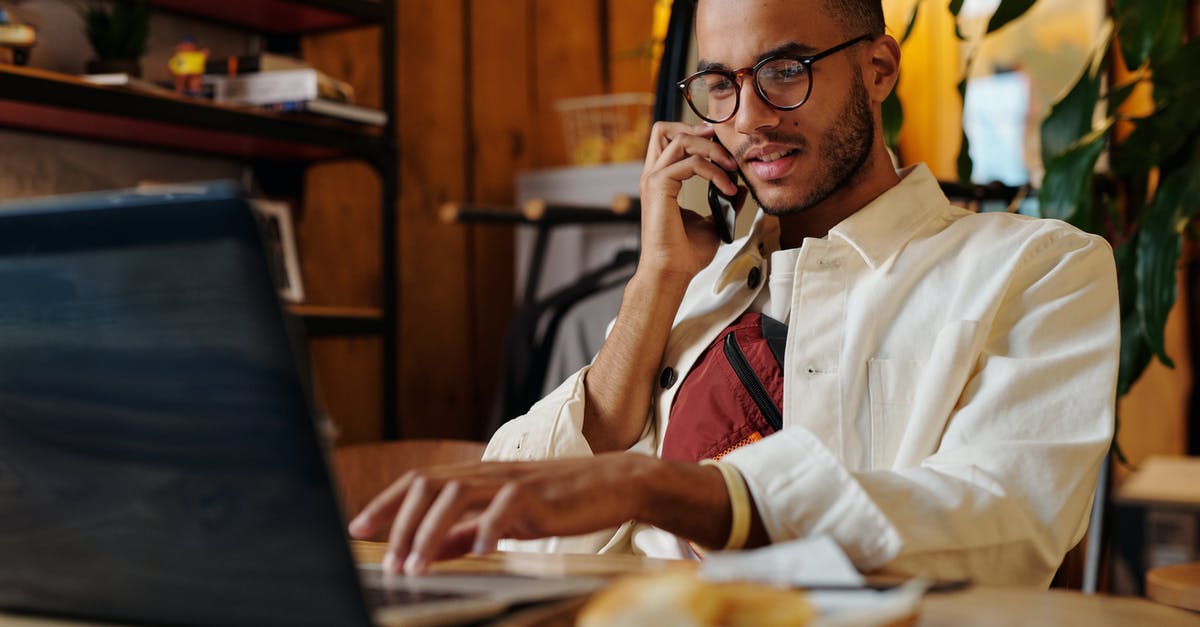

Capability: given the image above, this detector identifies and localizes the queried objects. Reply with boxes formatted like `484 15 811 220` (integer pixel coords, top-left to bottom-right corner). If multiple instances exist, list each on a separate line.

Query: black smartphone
707 138 741 244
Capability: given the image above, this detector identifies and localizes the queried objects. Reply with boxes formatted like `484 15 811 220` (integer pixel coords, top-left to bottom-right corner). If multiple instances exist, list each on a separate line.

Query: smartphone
707 138 741 244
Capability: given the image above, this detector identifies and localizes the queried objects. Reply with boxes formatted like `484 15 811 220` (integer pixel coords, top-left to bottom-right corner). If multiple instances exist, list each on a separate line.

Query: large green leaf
901 1 921 44
957 129 973 184
1118 310 1154 398
1148 3 1185 67
1113 238 1151 396
1041 63 1103 167
1150 38 1200 109
956 76 972 184
1134 170 1191 368
1113 0 1180 71
1170 159 1200 220
882 88 903 152
986 0 1037 34
1037 124 1109 225
1107 78 1141 111
1115 100 1200 178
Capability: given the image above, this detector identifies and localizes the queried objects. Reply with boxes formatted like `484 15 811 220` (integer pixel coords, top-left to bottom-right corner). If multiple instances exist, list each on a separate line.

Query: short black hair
826 0 886 37
691 0 886 38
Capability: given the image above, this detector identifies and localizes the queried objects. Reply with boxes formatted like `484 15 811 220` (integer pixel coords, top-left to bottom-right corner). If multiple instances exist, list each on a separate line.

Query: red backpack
661 312 786 462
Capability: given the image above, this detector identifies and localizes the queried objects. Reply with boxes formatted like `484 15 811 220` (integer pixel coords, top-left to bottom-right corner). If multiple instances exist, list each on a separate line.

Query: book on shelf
205 68 354 106
203 52 309 76
265 99 388 126
82 73 174 95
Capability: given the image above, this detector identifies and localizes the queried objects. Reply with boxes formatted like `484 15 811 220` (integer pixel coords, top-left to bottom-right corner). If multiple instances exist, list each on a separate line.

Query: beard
742 71 876 216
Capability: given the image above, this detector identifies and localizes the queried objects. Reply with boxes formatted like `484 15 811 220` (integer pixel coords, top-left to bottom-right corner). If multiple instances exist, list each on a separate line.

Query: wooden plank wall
397 0 655 441
300 29 385 445
301 1 655 444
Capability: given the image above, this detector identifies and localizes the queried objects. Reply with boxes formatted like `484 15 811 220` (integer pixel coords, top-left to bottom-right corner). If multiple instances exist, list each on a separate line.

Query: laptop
0 182 602 627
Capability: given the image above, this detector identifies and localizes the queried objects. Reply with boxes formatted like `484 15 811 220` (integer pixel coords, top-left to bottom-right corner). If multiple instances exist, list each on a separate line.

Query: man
350 0 1118 587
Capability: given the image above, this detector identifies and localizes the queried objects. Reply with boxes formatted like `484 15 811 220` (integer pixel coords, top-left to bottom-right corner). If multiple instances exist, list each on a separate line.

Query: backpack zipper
723 332 783 431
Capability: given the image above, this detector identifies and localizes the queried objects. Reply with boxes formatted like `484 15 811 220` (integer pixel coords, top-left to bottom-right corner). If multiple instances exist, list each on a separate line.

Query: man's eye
706 76 736 96
763 63 805 83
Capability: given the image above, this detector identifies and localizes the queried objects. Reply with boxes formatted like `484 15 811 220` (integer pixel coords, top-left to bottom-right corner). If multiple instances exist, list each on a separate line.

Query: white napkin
699 536 928 627
699 535 866 587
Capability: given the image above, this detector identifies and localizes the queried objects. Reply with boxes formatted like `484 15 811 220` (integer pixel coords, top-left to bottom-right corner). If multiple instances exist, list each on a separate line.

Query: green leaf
82 0 150 60
1117 309 1153 397
1134 171 1190 368
1037 124 1109 225
1151 38 1200 108
955 77 971 183
901 1 921 45
986 0 1037 34
1148 6 1184 68
957 129 973 184
1107 78 1140 111
948 0 964 17
1169 160 1200 220
1041 64 1102 167
882 88 903 152
1114 100 1200 177
1113 0 1181 71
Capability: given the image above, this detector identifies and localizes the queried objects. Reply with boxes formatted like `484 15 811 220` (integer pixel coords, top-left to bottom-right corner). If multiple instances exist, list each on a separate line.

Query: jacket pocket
868 358 923 470
869 320 987 470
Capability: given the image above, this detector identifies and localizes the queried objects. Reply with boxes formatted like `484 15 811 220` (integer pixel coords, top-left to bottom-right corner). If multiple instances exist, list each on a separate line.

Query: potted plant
76 0 150 77
885 0 1198 418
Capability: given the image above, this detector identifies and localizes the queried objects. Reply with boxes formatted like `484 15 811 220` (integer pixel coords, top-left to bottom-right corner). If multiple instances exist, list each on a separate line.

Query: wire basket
555 92 654 166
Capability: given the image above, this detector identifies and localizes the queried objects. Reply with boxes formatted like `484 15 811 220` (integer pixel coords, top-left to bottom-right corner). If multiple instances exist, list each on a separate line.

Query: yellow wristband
700 459 751 551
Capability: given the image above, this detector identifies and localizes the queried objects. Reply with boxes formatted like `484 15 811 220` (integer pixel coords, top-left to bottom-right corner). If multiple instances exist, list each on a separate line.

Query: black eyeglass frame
677 34 875 124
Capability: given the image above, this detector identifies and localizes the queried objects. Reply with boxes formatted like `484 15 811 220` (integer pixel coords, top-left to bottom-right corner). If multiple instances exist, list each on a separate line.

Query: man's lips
743 147 801 181
742 144 798 161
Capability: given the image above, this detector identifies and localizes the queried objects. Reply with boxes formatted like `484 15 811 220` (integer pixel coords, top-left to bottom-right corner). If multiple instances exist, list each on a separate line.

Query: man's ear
863 35 901 103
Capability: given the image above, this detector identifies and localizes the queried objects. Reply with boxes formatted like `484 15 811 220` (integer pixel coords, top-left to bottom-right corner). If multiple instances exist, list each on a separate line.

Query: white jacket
485 164 1119 586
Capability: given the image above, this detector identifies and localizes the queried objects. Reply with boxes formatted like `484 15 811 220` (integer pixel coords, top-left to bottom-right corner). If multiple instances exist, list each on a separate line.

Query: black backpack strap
760 313 787 369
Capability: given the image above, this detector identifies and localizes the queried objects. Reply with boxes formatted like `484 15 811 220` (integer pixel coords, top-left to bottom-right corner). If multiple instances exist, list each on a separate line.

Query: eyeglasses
677 34 874 124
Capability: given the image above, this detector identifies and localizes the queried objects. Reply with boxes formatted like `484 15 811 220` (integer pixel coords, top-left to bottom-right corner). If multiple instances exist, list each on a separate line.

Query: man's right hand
637 122 742 283
581 122 744 454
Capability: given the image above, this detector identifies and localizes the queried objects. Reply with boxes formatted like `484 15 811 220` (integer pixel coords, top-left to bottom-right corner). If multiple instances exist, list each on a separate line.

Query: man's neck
775 149 901 249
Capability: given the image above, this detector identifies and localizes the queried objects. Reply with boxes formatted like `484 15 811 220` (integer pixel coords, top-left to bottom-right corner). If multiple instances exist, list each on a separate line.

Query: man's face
696 0 877 216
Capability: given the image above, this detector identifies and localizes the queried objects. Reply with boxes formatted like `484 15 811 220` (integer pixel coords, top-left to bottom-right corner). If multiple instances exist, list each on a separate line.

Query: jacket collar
827 163 947 270
727 163 945 274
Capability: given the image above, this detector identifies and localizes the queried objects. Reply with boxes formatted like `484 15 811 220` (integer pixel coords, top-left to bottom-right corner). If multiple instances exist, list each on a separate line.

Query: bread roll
578 569 814 627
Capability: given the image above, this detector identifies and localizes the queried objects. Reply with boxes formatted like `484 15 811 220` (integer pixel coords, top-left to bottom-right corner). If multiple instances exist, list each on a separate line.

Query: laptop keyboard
362 585 477 610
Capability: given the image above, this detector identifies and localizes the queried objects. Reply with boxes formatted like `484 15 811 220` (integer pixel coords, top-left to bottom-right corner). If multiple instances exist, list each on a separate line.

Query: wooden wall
396 0 657 441
301 1 657 444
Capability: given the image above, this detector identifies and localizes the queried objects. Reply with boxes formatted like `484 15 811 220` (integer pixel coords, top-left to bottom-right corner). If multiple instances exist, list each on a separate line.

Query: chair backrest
330 439 486 533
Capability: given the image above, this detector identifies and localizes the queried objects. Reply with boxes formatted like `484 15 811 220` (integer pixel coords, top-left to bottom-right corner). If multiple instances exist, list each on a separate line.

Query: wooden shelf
288 304 383 319
148 0 386 34
287 304 384 336
0 64 386 161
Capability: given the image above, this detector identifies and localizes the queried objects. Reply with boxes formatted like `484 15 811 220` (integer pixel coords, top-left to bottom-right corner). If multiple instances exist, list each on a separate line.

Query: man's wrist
627 265 694 299
698 459 751 551
633 457 734 550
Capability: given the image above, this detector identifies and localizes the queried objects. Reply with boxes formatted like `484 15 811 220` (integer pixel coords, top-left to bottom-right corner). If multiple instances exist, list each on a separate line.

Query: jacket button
747 266 762 289
659 366 678 389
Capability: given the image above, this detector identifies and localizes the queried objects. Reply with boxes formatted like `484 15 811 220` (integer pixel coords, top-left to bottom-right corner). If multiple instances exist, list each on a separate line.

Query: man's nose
732 79 780 135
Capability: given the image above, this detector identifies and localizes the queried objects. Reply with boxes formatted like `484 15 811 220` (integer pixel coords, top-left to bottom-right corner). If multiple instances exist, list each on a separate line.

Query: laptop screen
0 183 372 627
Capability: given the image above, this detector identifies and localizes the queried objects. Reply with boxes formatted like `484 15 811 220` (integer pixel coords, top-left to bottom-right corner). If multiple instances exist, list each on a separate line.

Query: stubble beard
743 72 876 217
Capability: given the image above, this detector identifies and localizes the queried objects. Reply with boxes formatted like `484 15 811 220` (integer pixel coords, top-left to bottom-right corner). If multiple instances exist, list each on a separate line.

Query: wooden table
3 542 1198 626
1147 562 1200 613
917 587 1198 626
